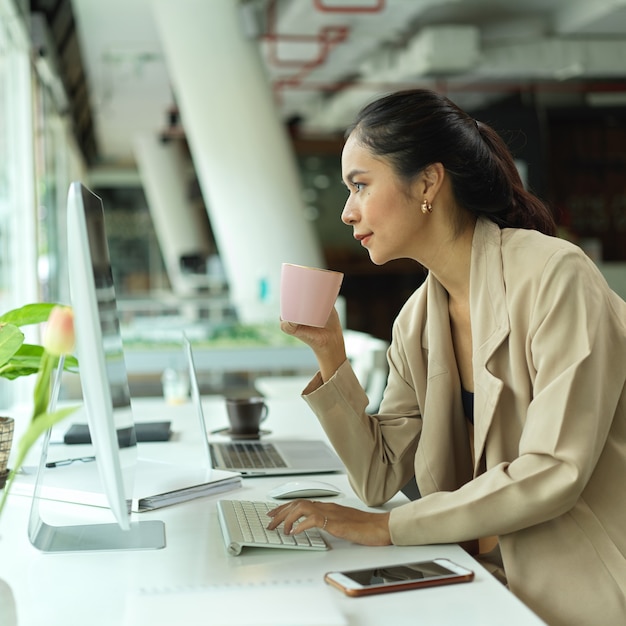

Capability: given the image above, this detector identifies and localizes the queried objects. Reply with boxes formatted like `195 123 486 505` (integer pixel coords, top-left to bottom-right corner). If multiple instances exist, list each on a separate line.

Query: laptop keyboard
215 442 288 470
217 499 329 555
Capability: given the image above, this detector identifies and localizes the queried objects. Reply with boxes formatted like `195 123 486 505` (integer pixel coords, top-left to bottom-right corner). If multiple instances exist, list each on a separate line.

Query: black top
462 388 474 424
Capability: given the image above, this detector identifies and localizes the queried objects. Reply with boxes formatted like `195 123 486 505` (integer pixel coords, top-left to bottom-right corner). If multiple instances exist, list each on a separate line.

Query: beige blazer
304 218 626 626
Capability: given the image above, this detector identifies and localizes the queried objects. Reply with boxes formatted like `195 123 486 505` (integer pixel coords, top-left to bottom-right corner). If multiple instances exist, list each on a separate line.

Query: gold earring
421 198 432 214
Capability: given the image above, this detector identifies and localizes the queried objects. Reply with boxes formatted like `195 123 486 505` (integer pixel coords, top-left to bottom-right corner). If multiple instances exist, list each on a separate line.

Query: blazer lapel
419 274 474 492
470 220 510 472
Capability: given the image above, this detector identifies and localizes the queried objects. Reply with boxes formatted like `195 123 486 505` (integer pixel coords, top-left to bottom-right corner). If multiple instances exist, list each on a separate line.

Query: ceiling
31 0 626 168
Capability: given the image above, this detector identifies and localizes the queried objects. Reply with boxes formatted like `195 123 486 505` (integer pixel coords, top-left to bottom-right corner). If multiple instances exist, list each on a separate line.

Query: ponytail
476 123 556 236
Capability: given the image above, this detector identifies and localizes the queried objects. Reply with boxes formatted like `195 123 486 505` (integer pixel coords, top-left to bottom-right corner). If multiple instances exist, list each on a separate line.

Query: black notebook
64 421 172 446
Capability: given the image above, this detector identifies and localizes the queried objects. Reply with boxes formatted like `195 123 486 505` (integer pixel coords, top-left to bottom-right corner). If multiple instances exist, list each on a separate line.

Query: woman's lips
355 233 372 246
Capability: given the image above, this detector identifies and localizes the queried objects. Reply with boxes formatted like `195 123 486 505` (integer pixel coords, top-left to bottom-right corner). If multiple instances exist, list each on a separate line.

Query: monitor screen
66 181 137 530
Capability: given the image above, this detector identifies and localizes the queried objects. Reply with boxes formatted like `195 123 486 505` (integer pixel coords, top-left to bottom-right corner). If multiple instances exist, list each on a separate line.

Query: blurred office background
1 0 626 404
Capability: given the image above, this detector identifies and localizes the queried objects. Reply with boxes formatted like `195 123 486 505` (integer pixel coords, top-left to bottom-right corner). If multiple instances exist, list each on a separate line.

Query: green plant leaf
0 323 25 367
0 344 79 380
16 345 79 372
0 302 58 326
13 343 44 357
0 363 40 380
0 347 43 380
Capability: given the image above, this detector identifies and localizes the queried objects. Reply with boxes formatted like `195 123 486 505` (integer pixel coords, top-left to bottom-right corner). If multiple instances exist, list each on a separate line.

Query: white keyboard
217 499 330 556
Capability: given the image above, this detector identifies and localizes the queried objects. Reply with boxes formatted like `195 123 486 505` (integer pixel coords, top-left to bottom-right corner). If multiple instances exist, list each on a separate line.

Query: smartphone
324 558 474 597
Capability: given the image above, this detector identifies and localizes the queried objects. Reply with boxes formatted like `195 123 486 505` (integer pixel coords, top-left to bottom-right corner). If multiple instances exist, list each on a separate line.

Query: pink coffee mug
280 263 344 328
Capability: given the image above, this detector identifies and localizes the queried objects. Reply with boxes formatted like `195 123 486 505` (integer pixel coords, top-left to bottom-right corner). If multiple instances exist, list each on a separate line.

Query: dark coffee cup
225 397 268 436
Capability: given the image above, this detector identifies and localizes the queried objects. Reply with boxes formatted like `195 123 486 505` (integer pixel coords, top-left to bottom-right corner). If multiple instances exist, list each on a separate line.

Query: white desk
0 396 545 626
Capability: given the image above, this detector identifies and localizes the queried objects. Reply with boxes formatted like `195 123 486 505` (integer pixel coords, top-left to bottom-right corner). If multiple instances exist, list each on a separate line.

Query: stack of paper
13 458 241 512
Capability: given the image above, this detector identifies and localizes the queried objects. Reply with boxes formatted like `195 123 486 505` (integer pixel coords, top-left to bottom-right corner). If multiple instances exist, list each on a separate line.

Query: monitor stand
27 358 165 553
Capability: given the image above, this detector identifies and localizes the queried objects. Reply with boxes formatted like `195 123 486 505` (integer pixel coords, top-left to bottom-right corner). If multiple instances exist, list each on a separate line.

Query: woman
267 89 626 625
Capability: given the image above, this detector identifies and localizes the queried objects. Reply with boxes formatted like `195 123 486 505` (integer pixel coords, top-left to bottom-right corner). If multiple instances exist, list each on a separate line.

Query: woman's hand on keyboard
266 500 392 547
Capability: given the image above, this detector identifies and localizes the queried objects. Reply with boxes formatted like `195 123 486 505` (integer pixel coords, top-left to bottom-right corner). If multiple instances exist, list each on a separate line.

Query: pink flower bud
43 306 75 356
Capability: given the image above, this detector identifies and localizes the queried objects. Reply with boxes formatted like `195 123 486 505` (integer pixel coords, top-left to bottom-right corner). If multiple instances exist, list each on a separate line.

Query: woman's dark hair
347 89 556 236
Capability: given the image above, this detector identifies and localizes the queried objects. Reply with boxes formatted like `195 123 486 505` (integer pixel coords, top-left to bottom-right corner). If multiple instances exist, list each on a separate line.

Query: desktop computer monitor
67 181 135 529
37 181 165 551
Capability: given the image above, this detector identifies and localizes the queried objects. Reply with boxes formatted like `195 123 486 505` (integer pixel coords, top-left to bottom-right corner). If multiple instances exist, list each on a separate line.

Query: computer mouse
267 480 342 500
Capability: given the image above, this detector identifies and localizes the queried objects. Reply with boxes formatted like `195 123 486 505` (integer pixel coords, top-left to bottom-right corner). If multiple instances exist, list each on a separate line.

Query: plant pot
0 417 14 489
0 417 17 624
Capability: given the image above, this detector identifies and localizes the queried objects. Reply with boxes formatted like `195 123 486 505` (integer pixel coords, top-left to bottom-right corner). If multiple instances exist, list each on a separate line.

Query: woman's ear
419 162 445 201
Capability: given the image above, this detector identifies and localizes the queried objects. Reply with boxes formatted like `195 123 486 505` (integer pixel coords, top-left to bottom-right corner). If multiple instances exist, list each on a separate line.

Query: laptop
184 338 344 477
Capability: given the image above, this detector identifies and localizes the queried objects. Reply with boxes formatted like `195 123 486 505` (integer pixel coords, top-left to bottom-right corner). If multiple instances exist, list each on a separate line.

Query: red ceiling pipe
263 0 351 104
264 0 349 69
264 0 385 103
264 25 349 69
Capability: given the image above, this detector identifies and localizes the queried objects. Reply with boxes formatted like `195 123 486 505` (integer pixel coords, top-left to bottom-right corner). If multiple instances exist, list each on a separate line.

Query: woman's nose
341 199 357 225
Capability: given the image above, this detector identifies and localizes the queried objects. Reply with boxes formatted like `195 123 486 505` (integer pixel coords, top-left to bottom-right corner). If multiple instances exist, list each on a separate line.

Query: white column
152 0 323 323
134 134 210 296
3 2 38 409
